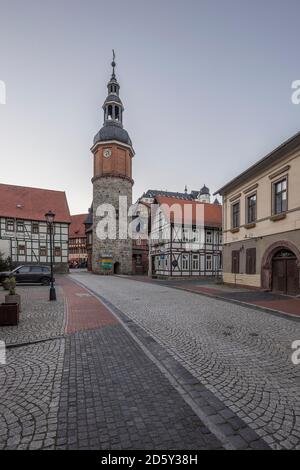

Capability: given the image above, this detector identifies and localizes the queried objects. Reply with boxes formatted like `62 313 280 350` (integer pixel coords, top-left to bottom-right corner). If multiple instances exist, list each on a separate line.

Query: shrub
0 252 10 272
3 277 16 295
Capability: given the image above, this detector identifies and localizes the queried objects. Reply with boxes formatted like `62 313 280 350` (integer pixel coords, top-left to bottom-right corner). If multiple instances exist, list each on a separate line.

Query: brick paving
0 277 224 450
72 272 300 450
0 339 65 450
0 273 299 450
56 327 221 450
59 276 118 334
0 286 65 345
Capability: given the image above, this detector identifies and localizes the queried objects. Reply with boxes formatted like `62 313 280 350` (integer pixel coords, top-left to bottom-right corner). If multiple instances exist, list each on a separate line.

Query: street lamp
45 210 56 301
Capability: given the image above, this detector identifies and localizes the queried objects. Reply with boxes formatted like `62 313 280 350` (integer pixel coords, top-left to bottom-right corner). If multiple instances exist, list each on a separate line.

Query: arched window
107 105 113 120
115 106 120 121
273 249 296 259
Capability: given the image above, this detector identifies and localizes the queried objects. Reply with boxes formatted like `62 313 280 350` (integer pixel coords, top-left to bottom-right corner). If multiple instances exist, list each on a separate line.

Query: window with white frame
183 229 191 242
206 231 213 244
17 244 25 256
192 254 199 270
182 254 189 271
6 219 14 232
192 229 200 243
17 220 24 232
206 254 213 271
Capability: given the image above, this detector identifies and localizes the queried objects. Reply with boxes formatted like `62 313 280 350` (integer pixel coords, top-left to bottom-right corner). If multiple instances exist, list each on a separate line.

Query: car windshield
12 267 23 273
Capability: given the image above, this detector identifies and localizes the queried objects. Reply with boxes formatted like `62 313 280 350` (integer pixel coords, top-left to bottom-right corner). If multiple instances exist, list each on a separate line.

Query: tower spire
93 52 132 147
111 49 116 78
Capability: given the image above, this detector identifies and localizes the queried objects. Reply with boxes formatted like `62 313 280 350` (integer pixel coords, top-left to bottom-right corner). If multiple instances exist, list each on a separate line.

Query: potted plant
3 277 21 312
0 302 19 326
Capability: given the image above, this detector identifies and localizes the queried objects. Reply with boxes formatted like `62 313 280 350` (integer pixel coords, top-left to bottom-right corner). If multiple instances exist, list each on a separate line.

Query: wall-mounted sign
97 257 113 269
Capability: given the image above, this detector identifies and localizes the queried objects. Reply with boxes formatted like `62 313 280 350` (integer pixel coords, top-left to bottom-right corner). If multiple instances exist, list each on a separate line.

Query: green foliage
0 252 10 272
3 277 16 295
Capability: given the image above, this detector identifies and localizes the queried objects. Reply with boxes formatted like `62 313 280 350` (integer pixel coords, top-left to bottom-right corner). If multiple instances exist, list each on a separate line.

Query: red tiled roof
0 184 71 223
69 214 88 238
155 196 222 227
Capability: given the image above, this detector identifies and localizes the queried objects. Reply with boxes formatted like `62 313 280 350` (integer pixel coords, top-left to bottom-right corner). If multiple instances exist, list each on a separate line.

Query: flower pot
0 303 19 326
5 294 21 312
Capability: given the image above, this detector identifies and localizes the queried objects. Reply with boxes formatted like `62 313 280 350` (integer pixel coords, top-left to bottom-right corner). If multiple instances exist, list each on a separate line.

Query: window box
245 222 256 229
230 227 240 234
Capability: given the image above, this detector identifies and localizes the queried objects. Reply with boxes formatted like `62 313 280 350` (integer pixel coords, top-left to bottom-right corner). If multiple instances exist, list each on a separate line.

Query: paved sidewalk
0 286 65 345
174 284 300 318
123 276 300 318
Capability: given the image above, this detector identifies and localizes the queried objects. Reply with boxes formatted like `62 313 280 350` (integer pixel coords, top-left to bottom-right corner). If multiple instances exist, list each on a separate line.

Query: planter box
5 294 21 312
0 303 19 326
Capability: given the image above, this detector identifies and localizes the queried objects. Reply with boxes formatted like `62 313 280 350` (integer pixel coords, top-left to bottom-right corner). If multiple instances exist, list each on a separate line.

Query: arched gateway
261 241 300 296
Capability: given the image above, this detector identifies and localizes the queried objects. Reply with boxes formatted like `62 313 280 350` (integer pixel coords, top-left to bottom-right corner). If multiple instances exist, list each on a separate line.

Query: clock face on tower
103 148 112 158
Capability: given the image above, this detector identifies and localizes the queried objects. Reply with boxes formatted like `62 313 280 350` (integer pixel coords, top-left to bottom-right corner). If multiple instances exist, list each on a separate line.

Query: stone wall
92 176 133 275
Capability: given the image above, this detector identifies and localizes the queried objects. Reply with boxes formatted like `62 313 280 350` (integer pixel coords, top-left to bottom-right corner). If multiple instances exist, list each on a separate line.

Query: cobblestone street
71 273 300 450
0 273 299 450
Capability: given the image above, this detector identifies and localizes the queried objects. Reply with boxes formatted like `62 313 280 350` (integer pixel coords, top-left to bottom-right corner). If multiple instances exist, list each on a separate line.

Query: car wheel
41 277 50 286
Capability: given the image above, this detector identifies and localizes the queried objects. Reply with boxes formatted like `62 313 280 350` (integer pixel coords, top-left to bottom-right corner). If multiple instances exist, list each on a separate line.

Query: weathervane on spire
111 49 116 77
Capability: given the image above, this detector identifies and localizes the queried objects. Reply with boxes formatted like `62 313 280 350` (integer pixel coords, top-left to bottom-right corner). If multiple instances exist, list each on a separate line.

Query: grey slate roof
200 184 210 195
93 122 132 146
104 94 123 105
142 189 195 201
84 205 93 225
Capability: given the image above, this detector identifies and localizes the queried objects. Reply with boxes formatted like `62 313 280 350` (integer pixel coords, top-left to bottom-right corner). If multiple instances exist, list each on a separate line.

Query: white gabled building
0 184 71 272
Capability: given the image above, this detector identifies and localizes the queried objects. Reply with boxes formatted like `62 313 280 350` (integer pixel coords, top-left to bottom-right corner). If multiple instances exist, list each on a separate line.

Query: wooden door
286 258 299 296
272 256 299 296
272 259 286 294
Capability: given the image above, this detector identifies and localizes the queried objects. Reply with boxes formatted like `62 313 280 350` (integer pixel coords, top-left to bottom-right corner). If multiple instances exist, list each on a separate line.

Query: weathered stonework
92 176 133 275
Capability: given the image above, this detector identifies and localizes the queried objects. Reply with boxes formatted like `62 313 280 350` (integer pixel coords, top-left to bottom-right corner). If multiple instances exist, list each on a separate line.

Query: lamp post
45 210 56 301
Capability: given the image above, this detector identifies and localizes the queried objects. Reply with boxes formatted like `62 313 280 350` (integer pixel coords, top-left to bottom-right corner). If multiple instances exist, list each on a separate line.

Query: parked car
0 265 53 286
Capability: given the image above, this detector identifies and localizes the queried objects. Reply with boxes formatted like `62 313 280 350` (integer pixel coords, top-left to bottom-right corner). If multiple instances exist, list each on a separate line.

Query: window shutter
232 250 240 274
246 248 256 275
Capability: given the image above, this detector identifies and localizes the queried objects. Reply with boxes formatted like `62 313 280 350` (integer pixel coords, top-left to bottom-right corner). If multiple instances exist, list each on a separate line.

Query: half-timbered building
69 213 88 267
0 184 71 272
150 195 222 277
132 201 150 275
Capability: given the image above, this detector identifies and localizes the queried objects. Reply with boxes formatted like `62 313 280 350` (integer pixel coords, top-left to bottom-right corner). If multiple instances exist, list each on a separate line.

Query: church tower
91 52 134 274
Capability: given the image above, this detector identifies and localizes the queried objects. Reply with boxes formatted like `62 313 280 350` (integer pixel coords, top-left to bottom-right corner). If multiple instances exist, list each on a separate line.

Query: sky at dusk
1 0 300 214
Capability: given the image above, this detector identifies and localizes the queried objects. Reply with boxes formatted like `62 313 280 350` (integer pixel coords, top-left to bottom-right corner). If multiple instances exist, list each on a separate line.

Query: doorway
114 262 120 274
272 249 299 296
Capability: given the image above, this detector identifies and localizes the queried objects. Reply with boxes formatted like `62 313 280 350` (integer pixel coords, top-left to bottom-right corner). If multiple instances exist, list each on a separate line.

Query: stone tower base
92 176 133 275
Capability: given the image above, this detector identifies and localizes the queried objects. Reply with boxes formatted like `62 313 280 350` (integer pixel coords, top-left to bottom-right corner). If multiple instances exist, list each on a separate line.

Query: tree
0 252 10 272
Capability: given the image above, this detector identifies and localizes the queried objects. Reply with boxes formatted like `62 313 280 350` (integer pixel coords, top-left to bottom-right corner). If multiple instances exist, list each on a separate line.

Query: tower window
108 105 113 120
115 106 119 120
